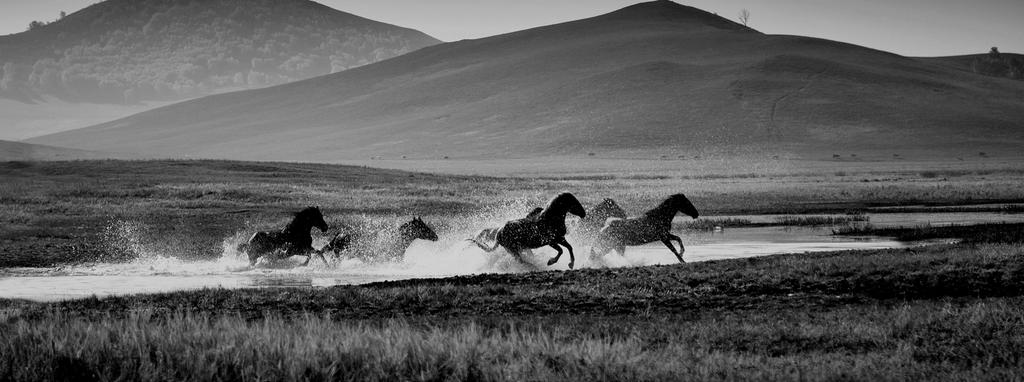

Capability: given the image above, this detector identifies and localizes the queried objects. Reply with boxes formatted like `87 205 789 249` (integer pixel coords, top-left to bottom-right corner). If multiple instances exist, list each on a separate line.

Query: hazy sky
1 0 1021 57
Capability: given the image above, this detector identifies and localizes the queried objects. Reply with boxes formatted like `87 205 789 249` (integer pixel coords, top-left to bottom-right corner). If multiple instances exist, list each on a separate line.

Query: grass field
3 159 1023 267
3 237 1024 380
2 159 1024 380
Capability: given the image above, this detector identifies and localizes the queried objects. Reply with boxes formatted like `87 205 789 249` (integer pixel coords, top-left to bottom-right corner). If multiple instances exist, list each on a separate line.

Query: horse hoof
568 262 575 270
547 258 558 266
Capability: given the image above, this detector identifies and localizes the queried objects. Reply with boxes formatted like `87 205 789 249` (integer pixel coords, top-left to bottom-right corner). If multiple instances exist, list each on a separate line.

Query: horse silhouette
323 217 438 262
237 206 329 266
590 194 699 263
469 193 586 269
577 198 628 238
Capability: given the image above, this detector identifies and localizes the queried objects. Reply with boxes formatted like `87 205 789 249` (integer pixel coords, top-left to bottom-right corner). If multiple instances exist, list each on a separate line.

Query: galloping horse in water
590 194 699 263
577 198 627 238
323 217 438 262
469 193 586 269
237 206 329 266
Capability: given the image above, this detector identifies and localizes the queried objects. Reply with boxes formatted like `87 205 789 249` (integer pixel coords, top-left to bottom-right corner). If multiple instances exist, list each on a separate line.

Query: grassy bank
4 298 1024 381
835 222 1024 243
3 236 1024 381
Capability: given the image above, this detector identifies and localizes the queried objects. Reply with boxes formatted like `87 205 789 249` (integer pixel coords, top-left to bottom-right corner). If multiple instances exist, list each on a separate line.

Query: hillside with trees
0 0 440 104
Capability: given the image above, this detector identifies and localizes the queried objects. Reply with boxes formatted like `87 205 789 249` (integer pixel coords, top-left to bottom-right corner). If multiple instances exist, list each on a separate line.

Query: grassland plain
3 159 1024 380
3 159 1024 267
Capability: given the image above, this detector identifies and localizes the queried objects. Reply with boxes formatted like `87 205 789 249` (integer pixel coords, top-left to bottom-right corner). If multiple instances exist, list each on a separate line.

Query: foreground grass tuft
4 299 1024 381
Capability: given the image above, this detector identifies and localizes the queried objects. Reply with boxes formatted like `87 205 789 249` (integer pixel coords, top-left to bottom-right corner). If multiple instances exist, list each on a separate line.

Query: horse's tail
237 231 263 254
468 227 501 251
474 228 499 242
468 227 503 251
468 239 500 252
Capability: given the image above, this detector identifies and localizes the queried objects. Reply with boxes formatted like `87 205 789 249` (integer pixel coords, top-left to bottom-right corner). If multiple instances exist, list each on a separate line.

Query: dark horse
469 193 586 269
577 198 628 238
590 194 699 263
322 217 438 262
237 206 329 266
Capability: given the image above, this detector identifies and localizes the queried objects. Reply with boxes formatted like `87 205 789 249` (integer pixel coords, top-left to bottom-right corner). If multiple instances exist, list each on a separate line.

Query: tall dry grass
4 298 1024 381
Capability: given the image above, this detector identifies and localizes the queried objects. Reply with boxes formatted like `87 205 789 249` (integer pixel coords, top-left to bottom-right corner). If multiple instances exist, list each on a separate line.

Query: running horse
237 206 329 266
469 193 586 269
577 198 628 238
590 194 699 263
322 217 438 262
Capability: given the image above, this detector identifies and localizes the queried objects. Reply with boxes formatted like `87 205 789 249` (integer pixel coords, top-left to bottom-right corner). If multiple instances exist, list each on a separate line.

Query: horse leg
559 238 575 269
661 238 685 263
615 244 626 257
546 244 563 266
589 245 607 263
589 234 613 260
668 234 685 255
247 245 262 266
315 250 329 265
301 250 326 266
510 247 538 270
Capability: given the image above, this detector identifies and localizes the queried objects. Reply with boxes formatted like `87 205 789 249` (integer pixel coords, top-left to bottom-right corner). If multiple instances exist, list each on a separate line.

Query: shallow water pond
1 208 1017 302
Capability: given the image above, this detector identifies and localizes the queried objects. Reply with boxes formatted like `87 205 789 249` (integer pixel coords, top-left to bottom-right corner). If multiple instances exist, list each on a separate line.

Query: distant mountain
0 140 132 161
31 1 1024 161
0 0 439 104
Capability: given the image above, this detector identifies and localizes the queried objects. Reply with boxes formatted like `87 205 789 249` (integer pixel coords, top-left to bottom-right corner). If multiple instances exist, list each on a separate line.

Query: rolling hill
0 0 439 140
0 0 439 104
30 0 1024 161
0 96 177 141
0 140 133 161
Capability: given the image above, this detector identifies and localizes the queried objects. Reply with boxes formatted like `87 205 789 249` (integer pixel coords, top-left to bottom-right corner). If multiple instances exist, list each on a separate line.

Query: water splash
3 206 966 301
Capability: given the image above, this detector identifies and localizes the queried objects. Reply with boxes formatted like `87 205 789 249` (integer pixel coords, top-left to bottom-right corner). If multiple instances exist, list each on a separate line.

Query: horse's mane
398 217 437 241
398 217 421 234
285 206 322 233
643 194 694 218
296 206 321 218
644 195 680 218
525 207 544 219
594 198 626 217
539 193 582 220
